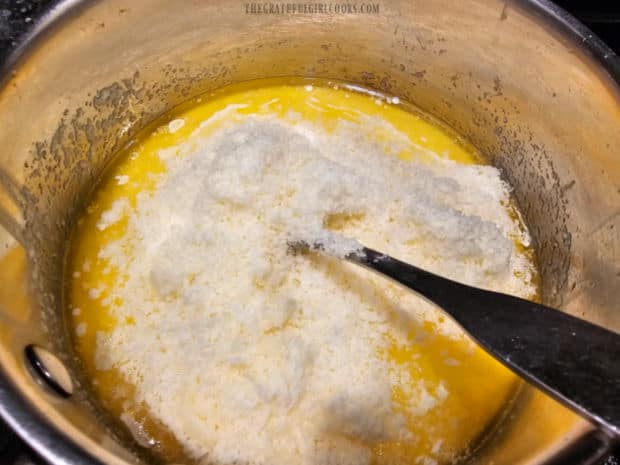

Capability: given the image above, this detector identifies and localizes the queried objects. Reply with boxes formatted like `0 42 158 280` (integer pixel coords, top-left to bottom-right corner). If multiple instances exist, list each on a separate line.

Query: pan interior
64 78 539 465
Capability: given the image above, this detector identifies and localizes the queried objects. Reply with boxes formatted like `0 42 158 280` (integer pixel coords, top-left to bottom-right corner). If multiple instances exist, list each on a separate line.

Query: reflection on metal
25 345 73 398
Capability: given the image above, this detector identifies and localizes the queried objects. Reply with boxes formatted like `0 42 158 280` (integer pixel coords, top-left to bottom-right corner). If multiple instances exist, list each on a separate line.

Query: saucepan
0 0 618 463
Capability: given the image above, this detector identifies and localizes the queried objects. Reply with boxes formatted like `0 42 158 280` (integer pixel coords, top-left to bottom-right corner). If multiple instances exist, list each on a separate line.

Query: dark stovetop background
0 0 618 464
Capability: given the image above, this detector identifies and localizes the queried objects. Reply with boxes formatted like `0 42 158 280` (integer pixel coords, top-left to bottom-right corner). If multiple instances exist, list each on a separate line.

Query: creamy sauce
67 80 538 465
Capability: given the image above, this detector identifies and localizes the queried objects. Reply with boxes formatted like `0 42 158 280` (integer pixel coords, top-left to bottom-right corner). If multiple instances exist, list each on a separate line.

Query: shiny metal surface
25 344 75 399
329 243 620 436
0 0 618 464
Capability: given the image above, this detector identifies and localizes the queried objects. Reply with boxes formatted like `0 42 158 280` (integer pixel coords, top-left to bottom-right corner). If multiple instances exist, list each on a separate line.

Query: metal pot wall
0 0 618 464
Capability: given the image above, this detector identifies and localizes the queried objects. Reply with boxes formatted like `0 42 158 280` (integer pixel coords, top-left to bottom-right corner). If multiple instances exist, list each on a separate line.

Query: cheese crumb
168 118 185 133
88 288 103 300
115 175 130 186
96 198 129 231
76 323 87 337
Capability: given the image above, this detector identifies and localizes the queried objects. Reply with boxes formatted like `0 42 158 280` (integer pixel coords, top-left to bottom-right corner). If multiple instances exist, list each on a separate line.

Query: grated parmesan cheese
93 111 535 465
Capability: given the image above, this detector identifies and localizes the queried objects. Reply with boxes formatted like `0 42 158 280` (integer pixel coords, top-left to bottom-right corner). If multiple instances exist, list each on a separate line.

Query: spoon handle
349 247 620 437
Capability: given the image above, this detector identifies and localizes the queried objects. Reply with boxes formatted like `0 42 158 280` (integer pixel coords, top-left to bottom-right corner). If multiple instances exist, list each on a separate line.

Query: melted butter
67 79 538 464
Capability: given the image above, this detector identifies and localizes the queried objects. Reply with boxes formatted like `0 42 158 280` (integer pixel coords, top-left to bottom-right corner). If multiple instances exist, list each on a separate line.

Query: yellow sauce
67 79 537 464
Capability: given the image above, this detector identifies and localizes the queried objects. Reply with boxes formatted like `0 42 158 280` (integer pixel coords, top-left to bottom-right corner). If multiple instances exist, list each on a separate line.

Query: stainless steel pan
0 1 618 463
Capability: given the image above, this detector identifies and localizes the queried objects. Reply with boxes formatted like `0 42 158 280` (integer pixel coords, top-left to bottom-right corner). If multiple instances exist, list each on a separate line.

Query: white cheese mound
95 111 536 465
